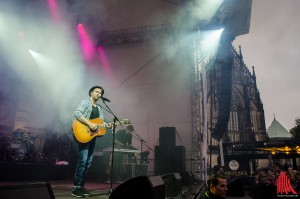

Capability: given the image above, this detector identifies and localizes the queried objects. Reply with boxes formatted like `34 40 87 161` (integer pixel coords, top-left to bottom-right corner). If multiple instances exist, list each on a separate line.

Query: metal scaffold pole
190 35 211 181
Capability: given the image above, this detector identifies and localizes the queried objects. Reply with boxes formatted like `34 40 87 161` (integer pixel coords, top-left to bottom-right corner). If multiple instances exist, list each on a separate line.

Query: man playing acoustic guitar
72 85 105 198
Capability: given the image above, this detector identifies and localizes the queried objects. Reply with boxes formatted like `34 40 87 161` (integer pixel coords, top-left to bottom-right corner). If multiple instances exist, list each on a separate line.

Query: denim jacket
74 99 104 120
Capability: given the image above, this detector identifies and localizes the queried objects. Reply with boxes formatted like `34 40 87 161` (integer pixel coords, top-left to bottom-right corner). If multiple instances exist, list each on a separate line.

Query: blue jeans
73 138 96 187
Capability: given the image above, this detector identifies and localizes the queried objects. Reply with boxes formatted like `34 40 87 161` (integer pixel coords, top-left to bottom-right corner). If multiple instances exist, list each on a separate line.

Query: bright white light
28 50 52 70
29 49 41 58
201 28 224 52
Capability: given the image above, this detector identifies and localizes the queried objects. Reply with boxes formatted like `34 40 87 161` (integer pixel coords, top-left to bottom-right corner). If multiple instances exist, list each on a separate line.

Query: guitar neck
101 123 111 128
103 120 127 128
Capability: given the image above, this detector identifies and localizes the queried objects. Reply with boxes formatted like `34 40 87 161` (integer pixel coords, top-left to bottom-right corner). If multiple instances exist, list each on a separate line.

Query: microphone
101 96 111 102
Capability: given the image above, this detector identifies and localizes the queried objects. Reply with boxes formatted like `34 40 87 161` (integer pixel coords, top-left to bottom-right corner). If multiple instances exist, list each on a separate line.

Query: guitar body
72 118 130 143
72 118 107 143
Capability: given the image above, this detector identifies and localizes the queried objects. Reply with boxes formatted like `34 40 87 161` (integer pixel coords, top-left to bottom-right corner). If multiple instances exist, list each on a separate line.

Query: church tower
201 44 269 174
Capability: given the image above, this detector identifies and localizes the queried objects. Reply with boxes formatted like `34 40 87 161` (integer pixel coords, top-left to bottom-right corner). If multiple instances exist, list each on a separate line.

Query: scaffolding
190 39 205 180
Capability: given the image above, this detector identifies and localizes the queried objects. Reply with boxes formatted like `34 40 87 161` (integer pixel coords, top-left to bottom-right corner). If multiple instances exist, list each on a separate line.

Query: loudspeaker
123 164 149 179
161 173 182 198
227 178 245 197
0 182 55 199
88 153 110 181
135 164 149 176
154 146 185 175
180 171 194 187
109 175 165 199
211 39 233 141
159 127 176 147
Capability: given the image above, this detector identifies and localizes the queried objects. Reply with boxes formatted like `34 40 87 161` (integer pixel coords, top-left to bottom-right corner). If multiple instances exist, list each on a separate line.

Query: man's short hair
89 86 104 96
207 174 226 187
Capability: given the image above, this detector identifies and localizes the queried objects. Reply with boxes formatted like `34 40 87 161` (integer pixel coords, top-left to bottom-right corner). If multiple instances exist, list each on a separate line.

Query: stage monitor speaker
0 182 55 199
154 146 185 175
227 178 245 197
109 175 165 199
159 127 176 147
161 173 182 198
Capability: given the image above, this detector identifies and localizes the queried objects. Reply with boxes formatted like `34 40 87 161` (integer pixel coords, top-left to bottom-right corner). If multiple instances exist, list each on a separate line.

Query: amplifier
125 163 149 179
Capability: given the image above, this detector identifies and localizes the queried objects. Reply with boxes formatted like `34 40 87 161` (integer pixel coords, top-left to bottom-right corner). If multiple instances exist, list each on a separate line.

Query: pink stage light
98 46 112 74
47 0 61 22
77 23 95 62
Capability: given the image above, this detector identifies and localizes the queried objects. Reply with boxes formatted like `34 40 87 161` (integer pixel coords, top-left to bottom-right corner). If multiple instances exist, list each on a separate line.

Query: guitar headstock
106 119 131 129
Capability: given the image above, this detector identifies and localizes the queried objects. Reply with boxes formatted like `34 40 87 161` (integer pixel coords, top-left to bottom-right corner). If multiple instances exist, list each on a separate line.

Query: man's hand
88 123 98 131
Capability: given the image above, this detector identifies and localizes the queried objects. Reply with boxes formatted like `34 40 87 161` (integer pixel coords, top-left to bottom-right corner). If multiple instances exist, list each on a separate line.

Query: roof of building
267 116 291 138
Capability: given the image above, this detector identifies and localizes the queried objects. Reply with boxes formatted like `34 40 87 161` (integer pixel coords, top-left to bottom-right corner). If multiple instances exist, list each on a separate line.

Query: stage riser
0 163 70 181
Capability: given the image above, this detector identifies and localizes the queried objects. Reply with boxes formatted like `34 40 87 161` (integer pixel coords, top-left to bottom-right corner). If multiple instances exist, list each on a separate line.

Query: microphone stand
131 131 153 165
101 100 122 195
131 131 153 152
90 99 122 197
132 132 145 152
108 117 117 195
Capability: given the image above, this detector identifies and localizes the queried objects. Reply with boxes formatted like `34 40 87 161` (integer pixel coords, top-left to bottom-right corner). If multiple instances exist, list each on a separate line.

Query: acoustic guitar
72 118 130 143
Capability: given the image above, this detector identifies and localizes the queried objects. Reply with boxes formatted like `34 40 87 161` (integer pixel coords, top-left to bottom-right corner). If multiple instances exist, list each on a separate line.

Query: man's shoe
72 188 85 198
82 188 91 196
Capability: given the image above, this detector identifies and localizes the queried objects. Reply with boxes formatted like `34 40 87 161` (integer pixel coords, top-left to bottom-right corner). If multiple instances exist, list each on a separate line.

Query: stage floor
0 162 123 199
0 180 117 199
0 162 214 199
0 180 252 199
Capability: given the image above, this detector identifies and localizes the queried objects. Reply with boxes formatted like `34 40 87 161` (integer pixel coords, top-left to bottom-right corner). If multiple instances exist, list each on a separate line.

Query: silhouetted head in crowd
207 174 228 198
